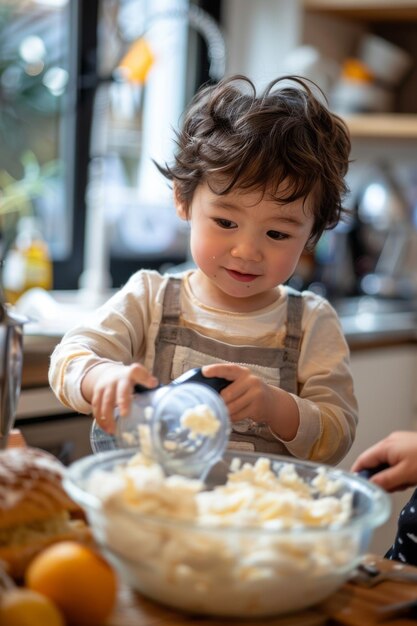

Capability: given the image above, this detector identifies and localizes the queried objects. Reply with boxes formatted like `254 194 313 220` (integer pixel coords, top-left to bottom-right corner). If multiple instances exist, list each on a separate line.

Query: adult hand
82 362 158 433
351 431 417 492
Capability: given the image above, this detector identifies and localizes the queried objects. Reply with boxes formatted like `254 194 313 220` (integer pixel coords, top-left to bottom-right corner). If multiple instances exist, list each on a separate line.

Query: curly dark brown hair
156 75 351 246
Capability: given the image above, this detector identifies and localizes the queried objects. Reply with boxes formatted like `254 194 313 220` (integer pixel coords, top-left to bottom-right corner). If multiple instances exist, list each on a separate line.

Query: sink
332 296 416 317
15 287 116 353
331 296 417 342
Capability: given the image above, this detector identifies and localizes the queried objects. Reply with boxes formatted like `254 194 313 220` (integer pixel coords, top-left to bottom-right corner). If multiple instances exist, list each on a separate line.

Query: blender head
90 368 231 478
149 382 231 478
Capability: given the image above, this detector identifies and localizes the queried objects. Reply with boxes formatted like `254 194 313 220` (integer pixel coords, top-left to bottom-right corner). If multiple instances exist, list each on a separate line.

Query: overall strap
153 277 182 381
284 287 303 351
160 277 182 324
280 287 303 394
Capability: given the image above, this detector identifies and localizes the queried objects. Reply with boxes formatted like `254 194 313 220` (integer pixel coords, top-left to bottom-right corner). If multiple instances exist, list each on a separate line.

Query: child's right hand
351 431 417 492
81 362 158 433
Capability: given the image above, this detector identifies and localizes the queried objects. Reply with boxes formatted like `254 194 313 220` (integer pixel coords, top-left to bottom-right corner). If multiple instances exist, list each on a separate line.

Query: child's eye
214 218 236 229
267 230 288 240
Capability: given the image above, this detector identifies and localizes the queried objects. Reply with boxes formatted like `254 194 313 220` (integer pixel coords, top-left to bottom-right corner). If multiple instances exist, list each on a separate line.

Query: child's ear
173 183 188 220
176 203 188 220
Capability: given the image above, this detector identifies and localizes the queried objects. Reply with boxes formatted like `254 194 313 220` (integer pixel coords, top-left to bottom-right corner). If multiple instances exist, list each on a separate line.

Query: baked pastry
0 447 91 579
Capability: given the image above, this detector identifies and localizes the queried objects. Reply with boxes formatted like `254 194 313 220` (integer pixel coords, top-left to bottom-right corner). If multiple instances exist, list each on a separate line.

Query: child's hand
202 363 299 441
351 431 417 492
82 363 158 433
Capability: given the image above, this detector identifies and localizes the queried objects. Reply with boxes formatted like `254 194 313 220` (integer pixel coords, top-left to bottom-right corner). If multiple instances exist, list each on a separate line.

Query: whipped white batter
179 403 221 439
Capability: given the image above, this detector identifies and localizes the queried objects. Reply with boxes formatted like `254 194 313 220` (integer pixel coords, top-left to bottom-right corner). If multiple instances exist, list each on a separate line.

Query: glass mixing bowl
64 449 391 618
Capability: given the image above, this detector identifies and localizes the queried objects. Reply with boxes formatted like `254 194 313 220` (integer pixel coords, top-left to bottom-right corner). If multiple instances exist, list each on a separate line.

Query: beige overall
152 278 303 456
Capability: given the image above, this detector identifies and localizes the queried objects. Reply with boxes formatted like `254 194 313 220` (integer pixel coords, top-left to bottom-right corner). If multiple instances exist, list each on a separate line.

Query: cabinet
338 344 417 556
302 1 417 138
16 341 93 465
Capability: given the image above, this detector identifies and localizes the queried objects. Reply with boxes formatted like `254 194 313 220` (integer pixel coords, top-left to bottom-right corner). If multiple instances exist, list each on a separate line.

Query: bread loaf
0 447 91 578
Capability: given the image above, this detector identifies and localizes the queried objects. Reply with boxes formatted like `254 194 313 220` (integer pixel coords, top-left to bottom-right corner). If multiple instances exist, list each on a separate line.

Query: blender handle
171 367 231 393
133 382 162 394
358 463 390 480
133 367 231 395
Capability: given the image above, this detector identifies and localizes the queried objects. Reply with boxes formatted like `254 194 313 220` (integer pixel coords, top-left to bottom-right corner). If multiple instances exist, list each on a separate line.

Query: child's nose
230 238 262 262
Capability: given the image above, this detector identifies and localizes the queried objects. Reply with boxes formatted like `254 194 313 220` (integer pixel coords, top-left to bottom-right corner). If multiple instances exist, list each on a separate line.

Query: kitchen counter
19 291 417 367
332 296 417 350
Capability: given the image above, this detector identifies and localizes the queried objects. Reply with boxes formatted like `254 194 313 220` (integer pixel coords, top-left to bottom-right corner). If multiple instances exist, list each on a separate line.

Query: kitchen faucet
78 2 226 303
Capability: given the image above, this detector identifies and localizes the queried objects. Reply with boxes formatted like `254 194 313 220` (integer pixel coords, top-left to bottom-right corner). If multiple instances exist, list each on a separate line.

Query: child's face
176 182 314 310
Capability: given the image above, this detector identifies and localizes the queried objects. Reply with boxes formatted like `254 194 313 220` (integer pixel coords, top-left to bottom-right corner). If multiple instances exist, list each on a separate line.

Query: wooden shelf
304 1 417 21
302 2 417 139
341 114 417 138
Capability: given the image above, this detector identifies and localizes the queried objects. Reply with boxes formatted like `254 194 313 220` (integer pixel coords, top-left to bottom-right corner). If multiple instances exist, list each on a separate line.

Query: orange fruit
0 587 64 626
25 541 117 626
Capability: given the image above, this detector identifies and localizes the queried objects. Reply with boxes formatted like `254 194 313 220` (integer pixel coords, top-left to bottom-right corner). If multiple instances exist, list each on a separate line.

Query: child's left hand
202 363 299 441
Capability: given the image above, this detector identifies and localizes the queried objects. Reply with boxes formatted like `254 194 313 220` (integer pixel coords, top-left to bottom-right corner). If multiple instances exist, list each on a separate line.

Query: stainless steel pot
0 302 26 449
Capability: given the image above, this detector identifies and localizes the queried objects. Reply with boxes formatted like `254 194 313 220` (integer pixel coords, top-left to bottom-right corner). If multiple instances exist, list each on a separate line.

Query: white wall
340 346 417 556
221 0 302 87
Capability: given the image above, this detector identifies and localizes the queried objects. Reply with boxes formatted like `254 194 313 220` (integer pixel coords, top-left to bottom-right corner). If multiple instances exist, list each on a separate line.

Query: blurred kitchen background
3 0 417 300
1 0 417 554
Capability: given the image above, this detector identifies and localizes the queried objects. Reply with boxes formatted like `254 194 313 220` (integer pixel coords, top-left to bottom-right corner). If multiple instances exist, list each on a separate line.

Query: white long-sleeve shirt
49 269 358 465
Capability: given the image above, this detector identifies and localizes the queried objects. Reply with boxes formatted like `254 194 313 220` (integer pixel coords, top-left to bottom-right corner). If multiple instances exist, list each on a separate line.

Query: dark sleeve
385 489 417 566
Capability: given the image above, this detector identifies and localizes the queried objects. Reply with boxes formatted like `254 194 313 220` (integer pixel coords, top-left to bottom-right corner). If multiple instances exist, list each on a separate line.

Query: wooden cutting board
319 554 417 625
107 556 417 626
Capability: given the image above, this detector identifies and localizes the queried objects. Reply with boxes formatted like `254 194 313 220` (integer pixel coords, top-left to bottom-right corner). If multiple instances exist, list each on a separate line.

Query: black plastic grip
358 462 390 480
171 367 230 393
133 367 230 396
133 382 160 394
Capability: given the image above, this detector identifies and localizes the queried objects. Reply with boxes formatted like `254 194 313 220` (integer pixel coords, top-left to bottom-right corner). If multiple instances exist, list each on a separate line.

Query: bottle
330 58 393 114
3 216 53 304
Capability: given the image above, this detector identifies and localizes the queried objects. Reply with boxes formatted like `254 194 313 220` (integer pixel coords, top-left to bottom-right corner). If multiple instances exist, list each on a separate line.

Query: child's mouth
226 269 258 282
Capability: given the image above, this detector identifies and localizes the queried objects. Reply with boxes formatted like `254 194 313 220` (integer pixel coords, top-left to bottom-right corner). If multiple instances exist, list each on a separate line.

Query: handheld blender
90 368 231 478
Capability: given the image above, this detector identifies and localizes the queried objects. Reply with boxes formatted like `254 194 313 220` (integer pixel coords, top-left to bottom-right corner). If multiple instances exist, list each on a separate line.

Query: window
0 0 223 291
0 0 71 262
